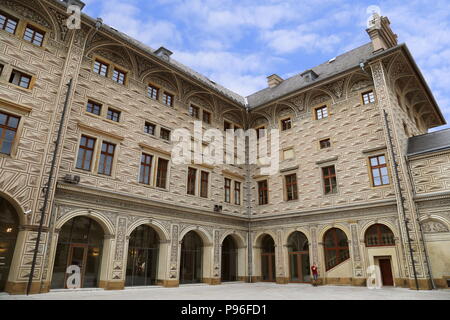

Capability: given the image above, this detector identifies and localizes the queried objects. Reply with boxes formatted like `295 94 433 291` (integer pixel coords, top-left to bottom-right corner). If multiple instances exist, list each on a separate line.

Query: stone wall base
162 280 179 287
4 281 50 295
203 278 221 285
276 277 289 284
98 280 125 290
434 278 449 289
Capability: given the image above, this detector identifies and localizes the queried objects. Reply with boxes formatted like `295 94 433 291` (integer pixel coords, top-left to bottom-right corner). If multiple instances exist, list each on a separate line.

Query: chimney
300 69 318 82
366 14 398 53
267 74 283 88
154 47 173 62
62 0 86 10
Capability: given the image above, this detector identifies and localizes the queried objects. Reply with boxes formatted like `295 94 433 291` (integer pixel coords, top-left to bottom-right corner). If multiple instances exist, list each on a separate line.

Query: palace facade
0 0 449 295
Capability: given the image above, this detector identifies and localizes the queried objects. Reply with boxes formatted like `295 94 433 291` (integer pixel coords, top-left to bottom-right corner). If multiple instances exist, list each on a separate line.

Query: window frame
160 127 171 141
86 100 102 116
285 173 298 201
98 141 116 176
162 92 174 107
147 83 160 100
187 167 197 196
200 170 209 198
106 107 121 123
155 157 169 189
364 224 396 247
0 11 19 34
189 104 200 119
139 153 154 185
22 23 46 47
93 59 109 77
314 105 329 120
0 110 20 156
224 178 231 203
361 90 376 105
280 117 292 131
368 154 391 187
319 138 331 150
202 110 211 125
234 181 241 205
144 121 156 136
75 135 97 172
322 165 338 195
258 179 269 205
111 67 127 85
9 69 33 90
324 228 350 271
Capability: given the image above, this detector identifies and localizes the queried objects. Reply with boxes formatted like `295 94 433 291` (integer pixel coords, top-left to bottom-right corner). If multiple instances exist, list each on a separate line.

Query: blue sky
82 0 450 131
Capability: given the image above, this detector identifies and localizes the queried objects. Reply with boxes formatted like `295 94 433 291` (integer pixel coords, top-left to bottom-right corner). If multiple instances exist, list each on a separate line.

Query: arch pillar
275 229 288 284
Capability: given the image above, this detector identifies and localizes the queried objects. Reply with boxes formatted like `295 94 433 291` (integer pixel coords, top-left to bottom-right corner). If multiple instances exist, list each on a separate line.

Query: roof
407 128 450 156
246 43 376 108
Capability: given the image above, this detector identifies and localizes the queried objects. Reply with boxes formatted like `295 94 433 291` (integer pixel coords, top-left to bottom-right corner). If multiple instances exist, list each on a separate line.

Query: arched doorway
126 225 159 287
261 235 275 282
51 216 104 289
0 197 19 292
323 228 349 271
287 232 310 283
180 231 203 284
221 235 238 282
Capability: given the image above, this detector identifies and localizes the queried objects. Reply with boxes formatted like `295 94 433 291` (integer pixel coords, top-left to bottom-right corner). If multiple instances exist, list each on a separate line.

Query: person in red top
311 263 319 286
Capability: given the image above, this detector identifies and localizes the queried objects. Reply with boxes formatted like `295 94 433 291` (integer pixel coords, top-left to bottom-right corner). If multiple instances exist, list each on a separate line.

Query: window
93 59 109 77
0 111 20 155
258 180 268 205
76 135 96 171
362 91 375 105
107 108 120 122
160 128 171 141
144 122 156 135
324 228 349 271
281 118 292 131
283 148 294 160
23 25 45 46
148 84 159 100
319 138 331 149
224 178 231 203
234 181 241 205
322 165 337 194
9 70 32 89
139 153 153 185
285 174 298 201
98 141 115 176
156 158 169 189
189 105 200 119
86 100 102 116
224 121 232 131
365 224 395 247
112 68 126 85
0 11 18 34
369 155 390 187
162 92 173 107
202 110 211 124
200 171 209 198
256 126 265 140
315 105 328 120
187 167 197 195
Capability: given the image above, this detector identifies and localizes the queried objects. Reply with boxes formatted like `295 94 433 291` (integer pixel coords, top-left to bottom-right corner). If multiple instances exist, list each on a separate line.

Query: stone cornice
414 191 450 202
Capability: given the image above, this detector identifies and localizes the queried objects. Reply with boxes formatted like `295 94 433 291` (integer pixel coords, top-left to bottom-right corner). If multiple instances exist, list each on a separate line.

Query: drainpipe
382 110 419 290
26 78 73 295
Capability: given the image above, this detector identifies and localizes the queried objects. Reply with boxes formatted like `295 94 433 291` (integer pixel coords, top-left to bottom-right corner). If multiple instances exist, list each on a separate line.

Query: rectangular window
86 100 102 116
256 126 265 140
224 178 231 203
258 180 268 205
322 166 337 194
156 158 169 189
160 128 171 141
224 121 232 131
285 174 298 201
283 148 294 160
107 108 120 122
148 84 159 100
139 153 153 185
76 135 96 171
0 11 18 34
234 181 241 205
200 171 209 198
23 25 45 46
315 105 328 120
187 167 197 195
0 111 20 155
98 141 115 176
281 118 292 131
362 91 375 105
202 110 211 124
9 70 32 89
189 105 200 119
162 92 174 107
93 59 109 77
112 68 126 85
144 122 156 135
370 155 390 187
320 138 331 149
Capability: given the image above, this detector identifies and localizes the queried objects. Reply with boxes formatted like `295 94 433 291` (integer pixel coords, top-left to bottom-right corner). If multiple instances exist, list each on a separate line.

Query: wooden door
379 259 394 286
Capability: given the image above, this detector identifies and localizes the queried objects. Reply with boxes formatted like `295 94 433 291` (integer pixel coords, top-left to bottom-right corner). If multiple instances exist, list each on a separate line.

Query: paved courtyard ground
1 282 449 300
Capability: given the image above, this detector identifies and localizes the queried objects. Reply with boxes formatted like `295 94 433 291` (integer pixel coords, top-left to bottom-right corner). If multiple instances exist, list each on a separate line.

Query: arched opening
260 235 275 282
323 228 349 271
0 197 19 292
221 235 238 282
51 216 104 289
287 232 310 283
365 224 395 247
180 231 203 284
126 225 159 286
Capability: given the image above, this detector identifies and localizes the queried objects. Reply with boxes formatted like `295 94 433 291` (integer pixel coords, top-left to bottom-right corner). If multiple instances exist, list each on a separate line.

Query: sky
82 0 450 131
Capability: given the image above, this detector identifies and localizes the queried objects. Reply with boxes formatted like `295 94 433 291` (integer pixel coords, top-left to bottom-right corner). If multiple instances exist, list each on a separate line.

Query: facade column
275 229 288 284
164 224 180 287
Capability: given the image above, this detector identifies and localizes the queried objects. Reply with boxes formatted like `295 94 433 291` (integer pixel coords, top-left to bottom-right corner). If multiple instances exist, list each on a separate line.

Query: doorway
180 231 203 284
260 235 275 282
221 235 238 282
0 197 19 292
379 258 394 286
287 232 310 283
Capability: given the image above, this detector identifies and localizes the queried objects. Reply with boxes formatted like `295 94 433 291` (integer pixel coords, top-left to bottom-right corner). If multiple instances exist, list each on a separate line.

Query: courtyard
1 282 449 300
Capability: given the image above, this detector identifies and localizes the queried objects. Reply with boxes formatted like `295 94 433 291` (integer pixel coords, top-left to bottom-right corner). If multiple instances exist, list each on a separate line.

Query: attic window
154 47 173 61
300 69 318 82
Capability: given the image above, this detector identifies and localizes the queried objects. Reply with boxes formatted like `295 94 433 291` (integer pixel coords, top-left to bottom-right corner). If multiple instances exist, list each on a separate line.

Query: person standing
311 263 319 286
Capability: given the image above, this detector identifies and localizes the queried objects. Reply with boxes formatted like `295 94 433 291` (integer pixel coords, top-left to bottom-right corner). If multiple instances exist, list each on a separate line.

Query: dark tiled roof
407 128 450 156
246 43 376 108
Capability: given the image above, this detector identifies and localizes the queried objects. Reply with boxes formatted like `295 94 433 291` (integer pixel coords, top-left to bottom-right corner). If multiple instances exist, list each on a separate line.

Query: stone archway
179 231 203 284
